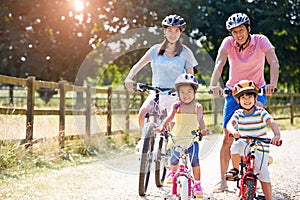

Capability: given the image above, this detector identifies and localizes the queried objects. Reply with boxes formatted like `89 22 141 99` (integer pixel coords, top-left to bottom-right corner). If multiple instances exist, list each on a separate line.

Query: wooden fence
0 74 299 149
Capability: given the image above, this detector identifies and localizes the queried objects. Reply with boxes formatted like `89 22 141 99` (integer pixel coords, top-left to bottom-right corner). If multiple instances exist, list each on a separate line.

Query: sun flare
74 0 84 12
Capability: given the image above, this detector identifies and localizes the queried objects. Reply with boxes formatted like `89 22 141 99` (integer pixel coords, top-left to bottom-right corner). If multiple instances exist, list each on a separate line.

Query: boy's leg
260 181 272 200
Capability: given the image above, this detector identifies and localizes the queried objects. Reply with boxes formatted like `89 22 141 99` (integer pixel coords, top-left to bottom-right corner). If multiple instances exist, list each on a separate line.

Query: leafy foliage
0 0 299 91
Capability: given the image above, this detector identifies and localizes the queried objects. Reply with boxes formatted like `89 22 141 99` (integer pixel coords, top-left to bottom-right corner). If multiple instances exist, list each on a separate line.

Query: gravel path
1 130 299 200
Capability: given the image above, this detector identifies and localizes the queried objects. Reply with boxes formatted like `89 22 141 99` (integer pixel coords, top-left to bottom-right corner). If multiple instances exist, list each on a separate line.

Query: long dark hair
158 39 184 56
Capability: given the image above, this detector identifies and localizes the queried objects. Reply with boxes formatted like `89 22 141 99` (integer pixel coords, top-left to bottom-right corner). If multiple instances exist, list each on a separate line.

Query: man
209 13 279 192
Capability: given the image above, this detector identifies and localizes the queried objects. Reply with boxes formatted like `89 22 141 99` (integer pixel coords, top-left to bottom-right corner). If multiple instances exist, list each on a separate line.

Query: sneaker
213 180 228 193
193 182 204 198
166 171 176 184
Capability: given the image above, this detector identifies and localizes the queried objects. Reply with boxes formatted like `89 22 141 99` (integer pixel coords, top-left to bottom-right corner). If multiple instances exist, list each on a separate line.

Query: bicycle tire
179 177 189 200
138 123 155 196
244 179 255 200
155 136 167 187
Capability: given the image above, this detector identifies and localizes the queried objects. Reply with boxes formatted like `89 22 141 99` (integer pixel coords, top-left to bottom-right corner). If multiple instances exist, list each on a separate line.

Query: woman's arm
124 54 151 90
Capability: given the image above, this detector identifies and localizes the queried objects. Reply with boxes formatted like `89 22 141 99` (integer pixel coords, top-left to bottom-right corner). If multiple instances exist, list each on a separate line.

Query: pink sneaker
193 182 203 198
166 171 176 184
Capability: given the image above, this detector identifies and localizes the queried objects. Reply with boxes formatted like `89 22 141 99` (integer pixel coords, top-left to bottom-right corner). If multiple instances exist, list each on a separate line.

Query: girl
160 73 208 197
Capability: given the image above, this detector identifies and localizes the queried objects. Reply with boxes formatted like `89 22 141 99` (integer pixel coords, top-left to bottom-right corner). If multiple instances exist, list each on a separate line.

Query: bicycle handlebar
164 129 203 142
136 83 176 94
228 133 282 146
209 87 277 98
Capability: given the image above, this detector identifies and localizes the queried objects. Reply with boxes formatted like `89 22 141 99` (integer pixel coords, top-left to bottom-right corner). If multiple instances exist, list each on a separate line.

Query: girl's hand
154 125 165 134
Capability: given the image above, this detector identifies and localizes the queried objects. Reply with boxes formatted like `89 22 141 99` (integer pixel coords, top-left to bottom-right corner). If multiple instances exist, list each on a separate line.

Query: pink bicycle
163 130 203 200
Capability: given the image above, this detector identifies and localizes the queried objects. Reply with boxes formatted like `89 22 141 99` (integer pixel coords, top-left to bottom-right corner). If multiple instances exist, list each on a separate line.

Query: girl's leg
192 165 200 181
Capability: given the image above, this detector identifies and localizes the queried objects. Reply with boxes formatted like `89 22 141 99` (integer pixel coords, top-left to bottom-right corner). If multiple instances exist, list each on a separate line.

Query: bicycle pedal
166 181 173 185
226 177 239 181
194 195 203 199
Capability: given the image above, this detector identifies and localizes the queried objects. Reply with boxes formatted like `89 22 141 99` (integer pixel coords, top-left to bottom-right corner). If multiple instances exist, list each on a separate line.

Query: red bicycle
227 135 282 200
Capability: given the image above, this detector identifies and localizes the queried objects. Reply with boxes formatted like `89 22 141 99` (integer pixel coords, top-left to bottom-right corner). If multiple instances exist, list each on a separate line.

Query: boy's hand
233 132 240 139
271 134 281 145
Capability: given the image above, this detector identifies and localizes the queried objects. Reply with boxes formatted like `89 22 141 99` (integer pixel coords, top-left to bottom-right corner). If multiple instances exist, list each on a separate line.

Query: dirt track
1 130 299 200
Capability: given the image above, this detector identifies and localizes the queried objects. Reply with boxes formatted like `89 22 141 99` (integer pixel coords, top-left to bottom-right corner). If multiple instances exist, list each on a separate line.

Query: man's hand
265 84 277 96
209 86 223 97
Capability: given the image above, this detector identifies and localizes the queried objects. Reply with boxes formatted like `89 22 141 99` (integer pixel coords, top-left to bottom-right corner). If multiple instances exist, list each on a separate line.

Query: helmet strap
239 33 250 52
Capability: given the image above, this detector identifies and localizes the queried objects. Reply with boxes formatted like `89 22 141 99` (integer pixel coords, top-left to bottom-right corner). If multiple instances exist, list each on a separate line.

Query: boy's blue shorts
223 90 267 128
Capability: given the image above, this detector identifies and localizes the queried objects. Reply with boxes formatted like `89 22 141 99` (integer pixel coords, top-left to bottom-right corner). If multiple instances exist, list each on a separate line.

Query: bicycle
162 129 204 200
226 134 282 200
135 83 176 196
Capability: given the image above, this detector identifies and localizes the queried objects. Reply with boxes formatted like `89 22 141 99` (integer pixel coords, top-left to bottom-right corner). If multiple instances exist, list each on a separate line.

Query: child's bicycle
163 129 204 200
227 134 282 200
135 83 176 196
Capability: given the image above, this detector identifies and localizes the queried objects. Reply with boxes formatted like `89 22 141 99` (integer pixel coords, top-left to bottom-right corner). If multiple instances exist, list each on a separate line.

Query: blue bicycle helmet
162 14 186 30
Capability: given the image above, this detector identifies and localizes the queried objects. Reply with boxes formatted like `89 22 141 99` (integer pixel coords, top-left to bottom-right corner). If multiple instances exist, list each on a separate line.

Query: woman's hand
124 78 134 91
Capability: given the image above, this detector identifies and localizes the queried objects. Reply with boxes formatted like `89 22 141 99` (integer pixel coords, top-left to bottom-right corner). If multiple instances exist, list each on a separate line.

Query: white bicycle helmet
226 13 250 31
162 14 186 30
175 73 198 92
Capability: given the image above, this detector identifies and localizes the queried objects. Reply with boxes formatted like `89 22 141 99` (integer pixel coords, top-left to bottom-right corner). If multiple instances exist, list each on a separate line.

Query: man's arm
209 49 228 96
265 48 279 94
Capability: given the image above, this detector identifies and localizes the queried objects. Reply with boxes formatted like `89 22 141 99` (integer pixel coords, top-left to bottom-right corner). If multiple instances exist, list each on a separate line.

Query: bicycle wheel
155 136 167 187
138 123 155 196
243 179 255 200
179 177 189 200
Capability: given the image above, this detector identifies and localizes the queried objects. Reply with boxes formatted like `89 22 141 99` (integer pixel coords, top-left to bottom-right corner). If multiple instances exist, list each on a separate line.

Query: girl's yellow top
169 104 198 148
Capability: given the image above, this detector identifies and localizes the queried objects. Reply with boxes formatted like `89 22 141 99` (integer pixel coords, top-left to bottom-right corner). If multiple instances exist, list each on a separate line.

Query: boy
226 80 281 200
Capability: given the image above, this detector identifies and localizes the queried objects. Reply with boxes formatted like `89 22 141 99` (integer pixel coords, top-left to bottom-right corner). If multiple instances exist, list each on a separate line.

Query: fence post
59 81 65 149
125 90 130 133
290 94 294 125
107 87 112 135
86 84 91 141
25 76 35 149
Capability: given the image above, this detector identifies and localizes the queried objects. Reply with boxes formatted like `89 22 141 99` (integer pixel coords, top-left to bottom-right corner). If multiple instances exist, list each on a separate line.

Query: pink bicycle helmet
175 73 198 92
226 13 250 31
162 14 186 30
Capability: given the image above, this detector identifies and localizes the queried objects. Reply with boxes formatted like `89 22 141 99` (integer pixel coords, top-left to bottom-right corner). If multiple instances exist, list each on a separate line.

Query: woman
125 14 198 128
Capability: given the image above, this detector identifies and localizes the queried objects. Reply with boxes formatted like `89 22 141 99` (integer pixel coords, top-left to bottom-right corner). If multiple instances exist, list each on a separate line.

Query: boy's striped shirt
230 106 272 153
